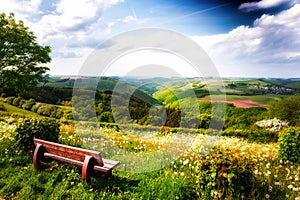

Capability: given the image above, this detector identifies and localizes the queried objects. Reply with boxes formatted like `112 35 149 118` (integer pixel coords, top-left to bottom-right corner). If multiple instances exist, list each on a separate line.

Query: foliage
225 105 267 129
12 96 22 107
269 94 300 125
59 124 82 147
0 102 5 111
1 102 38 117
5 96 15 104
4 97 70 119
221 126 278 143
0 117 300 199
278 127 300 162
192 147 255 199
14 118 60 150
0 13 51 96
22 98 35 110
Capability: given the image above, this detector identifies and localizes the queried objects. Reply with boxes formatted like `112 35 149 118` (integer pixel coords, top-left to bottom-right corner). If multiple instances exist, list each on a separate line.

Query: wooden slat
34 138 120 178
44 152 83 167
34 138 103 166
102 159 120 165
94 159 120 173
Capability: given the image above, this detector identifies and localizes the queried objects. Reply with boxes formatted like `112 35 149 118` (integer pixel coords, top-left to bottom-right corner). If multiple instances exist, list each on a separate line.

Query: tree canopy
269 94 300 125
0 13 51 96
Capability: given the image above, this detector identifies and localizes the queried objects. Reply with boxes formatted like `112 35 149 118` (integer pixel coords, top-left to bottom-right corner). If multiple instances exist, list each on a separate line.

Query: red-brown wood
33 143 45 171
34 138 103 166
82 155 97 182
33 138 120 182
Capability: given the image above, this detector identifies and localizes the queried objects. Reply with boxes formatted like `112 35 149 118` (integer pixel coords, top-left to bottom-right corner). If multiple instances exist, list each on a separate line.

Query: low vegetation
0 114 299 199
0 78 300 199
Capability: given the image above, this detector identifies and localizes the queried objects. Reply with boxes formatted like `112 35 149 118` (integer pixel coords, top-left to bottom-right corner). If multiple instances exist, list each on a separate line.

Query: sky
1 0 300 78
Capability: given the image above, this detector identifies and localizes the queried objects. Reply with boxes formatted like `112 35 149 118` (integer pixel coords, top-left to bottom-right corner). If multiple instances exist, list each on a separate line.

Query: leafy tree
269 94 300 125
0 13 51 96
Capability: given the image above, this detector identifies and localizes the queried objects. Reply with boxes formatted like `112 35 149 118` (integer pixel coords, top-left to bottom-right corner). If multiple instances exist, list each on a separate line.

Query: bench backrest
34 138 103 166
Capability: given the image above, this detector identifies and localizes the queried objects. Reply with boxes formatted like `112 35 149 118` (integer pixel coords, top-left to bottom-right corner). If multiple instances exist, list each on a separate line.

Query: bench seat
33 138 120 182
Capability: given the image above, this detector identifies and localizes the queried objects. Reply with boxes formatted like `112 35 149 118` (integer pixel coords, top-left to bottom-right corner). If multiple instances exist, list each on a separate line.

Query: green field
2 103 39 117
286 82 300 89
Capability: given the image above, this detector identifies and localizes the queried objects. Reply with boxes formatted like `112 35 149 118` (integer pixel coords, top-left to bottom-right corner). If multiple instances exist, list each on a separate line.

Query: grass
1 103 39 117
286 82 300 89
0 117 299 199
223 79 270 86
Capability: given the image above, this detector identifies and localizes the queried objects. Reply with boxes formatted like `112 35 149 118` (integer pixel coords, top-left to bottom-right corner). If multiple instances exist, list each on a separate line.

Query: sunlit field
0 116 299 199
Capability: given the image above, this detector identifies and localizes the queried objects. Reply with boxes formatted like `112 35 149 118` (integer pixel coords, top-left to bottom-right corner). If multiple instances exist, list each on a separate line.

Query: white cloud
0 0 42 14
28 0 125 57
108 15 139 29
239 0 297 12
192 4 300 77
117 15 137 23
38 0 123 33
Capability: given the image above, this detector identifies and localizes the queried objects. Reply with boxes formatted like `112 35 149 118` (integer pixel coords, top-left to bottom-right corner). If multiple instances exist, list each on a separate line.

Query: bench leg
33 143 46 171
82 155 97 182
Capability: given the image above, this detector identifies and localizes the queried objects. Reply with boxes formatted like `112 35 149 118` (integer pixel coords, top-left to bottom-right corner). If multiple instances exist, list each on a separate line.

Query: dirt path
199 97 269 109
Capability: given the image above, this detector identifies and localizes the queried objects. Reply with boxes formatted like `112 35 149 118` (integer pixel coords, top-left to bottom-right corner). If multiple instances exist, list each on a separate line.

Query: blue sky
1 0 300 77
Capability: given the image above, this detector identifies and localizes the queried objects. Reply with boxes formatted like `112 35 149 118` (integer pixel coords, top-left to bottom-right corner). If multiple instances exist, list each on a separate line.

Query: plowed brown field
199 97 269 109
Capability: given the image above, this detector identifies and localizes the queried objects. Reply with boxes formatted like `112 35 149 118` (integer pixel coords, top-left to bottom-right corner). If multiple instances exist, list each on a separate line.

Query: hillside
260 78 300 90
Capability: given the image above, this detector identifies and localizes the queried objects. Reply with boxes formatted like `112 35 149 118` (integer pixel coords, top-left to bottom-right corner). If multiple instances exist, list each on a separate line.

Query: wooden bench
33 138 120 182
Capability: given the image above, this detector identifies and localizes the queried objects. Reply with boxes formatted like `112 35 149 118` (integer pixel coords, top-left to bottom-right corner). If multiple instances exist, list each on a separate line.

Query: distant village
252 85 295 94
227 82 296 95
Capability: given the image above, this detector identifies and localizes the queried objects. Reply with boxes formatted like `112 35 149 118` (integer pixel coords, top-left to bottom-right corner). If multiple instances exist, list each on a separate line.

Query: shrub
198 113 211 129
46 105 58 118
18 99 26 108
31 103 42 113
55 109 64 119
6 96 15 104
278 127 300 162
12 97 23 106
36 104 47 116
22 98 36 110
221 127 278 143
194 147 255 199
14 118 60 151
0 102 6 111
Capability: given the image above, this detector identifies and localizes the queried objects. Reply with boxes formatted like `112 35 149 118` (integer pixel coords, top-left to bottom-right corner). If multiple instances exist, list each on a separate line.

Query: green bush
0 102 6 111
18 99 26 108
221 126 278 143
22 98 36 110
14 118 60 151
55 109 64 119
278 127 300 162
194 147 255 199
36 104 47 116
31 103 42 112
269 94 300 125
12 97 23 106
6 96 15 104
